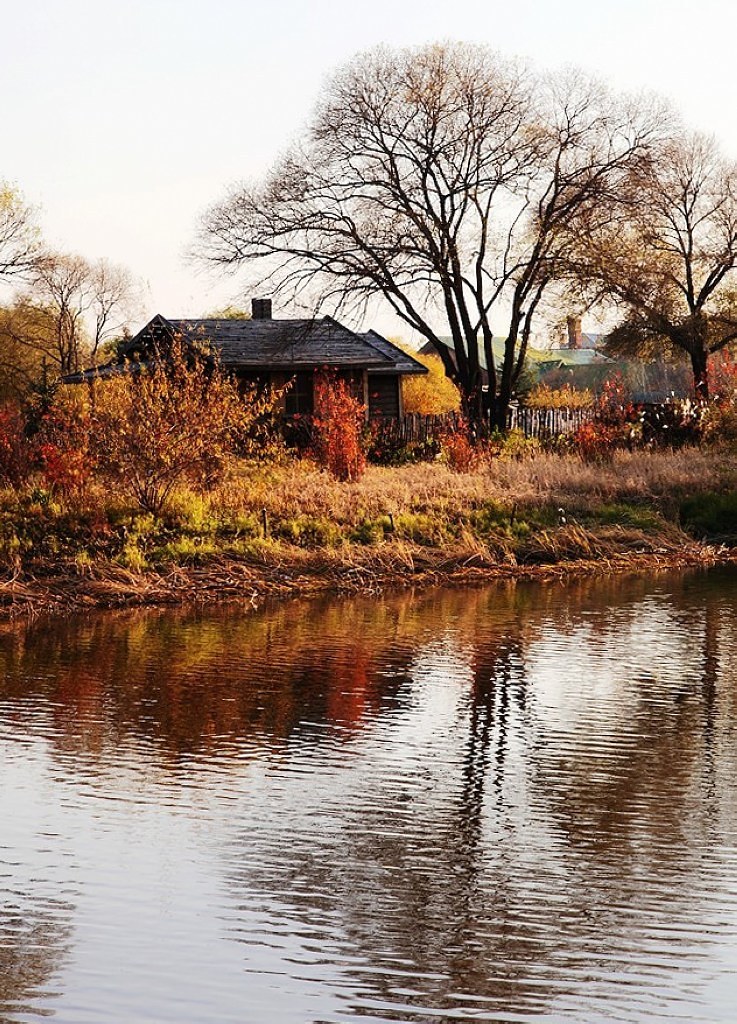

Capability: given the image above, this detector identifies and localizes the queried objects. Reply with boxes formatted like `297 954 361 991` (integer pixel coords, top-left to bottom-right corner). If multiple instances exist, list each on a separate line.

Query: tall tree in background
199 44 661 429
23 253 139 375
0 183 43 280
199 43 533 428
570 133 737 400
0 254 140 399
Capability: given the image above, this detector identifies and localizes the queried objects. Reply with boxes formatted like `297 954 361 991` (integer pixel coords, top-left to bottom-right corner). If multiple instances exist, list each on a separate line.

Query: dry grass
0 446 733 620
1 540 731 621
216 448 734 522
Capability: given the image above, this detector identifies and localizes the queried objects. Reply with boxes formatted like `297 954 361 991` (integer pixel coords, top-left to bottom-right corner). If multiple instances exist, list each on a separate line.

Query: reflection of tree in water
533 569 737 863
219 571 737 1021
219 594 559 1015
0 897 72 1021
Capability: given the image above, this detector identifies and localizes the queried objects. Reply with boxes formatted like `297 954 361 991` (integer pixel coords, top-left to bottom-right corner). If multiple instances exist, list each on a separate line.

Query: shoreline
1 538 734 621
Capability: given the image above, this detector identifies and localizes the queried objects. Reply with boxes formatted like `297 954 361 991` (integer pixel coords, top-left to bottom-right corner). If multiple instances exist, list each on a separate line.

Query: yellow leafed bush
401 351 461 415
525 384 594 409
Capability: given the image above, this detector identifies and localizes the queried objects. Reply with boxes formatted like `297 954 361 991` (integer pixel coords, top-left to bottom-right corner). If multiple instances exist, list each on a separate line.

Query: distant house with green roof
419 317 691 403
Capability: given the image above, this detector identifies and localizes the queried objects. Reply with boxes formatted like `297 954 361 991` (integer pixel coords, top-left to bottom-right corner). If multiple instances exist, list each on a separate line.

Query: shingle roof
360 331 427 375
63 314 429 385
119 315 416 371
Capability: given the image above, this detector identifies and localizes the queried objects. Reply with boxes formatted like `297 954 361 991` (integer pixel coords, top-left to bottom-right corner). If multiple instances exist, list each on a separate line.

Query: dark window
285 372 314 416
368 375 399 418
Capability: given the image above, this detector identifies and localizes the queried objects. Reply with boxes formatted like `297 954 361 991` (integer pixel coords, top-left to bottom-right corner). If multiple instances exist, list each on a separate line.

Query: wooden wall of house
235 367 374 417
367 374 400 419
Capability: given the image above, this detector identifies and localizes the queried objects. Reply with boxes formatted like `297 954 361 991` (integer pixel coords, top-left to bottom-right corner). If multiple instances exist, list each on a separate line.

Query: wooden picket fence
373 406 594 445
506 405 593 438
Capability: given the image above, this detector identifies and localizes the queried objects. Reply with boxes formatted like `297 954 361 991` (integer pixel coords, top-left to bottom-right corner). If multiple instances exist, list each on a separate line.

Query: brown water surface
1 568 737 1022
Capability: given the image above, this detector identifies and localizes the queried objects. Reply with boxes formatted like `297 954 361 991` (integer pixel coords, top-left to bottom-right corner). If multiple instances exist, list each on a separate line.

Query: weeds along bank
0 447 735 618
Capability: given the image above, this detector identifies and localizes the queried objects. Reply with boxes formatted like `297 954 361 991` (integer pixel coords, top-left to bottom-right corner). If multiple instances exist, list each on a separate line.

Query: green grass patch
583 502 664 531
680 492 737 538
276 515 344 548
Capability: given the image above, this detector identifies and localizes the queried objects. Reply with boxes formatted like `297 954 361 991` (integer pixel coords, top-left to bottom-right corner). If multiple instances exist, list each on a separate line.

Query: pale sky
2 0 736 338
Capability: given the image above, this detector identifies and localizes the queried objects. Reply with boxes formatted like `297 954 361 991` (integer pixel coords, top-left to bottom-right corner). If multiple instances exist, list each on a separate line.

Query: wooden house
65 299 427 419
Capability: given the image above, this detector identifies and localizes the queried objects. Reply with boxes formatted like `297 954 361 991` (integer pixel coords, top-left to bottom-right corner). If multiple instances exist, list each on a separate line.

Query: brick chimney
251 297 272 320
566 316 583 350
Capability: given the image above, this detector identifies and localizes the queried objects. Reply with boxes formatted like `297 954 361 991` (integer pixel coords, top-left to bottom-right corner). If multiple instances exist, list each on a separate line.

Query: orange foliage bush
312 371 366 482
571 374 639 460
440 416 479 472
702 351 737 442
709 350 737 403
91 337 279 513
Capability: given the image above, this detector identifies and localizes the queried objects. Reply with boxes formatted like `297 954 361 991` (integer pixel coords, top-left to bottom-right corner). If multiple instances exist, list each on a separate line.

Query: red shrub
0 405 32 487
571 419 621 461
36 392 95 493
440 416 478 472
312 371 366 482
597 373 636 426
710 350 737 402
572 374 641 460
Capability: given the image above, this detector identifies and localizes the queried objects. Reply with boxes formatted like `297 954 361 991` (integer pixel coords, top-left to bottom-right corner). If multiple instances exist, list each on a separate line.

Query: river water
1 568 736 1023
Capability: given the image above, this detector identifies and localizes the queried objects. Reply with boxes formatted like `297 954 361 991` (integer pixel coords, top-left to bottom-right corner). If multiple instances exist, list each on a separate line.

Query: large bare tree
198 44 661 429
570 132 737 400
493 72 665 425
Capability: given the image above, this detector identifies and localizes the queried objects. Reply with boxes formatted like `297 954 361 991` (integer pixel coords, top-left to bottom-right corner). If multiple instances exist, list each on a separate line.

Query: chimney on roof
251 297 272 320
566 316 583 350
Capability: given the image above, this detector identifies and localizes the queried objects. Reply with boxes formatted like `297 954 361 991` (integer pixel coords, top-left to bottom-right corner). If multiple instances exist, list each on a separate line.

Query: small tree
0 183 42 281
91 337 278 514
25 252 140 375
312 371 366 482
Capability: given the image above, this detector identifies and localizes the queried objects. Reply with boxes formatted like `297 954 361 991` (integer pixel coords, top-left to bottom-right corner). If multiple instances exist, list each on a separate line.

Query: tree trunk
490 394 508 433
691 348 709 402
493 318 522 432
461 383 486 439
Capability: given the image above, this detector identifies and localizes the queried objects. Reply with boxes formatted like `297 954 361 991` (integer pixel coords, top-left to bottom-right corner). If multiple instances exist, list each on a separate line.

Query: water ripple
0 570 736 1021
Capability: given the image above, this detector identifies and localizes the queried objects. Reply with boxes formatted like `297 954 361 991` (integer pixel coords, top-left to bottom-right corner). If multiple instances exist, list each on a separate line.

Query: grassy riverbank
1 447 735 617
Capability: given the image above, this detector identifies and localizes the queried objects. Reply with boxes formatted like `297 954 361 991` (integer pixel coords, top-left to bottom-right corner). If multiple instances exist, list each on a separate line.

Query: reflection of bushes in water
2 569 731 765
0 898 73 1018
0 586 523 759
0 598 425 758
